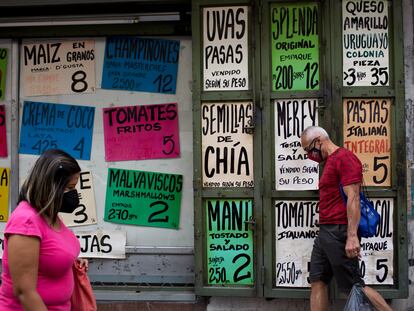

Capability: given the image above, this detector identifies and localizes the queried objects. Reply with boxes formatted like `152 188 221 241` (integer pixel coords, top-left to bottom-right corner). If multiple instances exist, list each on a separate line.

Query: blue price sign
102 36 180 94
19 101 95 160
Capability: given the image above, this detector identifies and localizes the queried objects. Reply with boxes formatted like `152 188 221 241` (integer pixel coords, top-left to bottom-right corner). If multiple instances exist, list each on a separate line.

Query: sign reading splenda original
343 0 389 86
203 6 249 91
270 3 319 91
206 199 254 285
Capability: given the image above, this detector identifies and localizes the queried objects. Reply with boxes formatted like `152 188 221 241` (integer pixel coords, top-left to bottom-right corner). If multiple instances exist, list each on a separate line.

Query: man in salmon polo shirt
300 126 392 311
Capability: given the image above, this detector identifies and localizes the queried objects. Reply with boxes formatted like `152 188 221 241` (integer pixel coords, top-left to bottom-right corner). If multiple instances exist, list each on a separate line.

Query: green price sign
270 3 319 91
104 168 183 229
0 48 8 100
206 199 254 285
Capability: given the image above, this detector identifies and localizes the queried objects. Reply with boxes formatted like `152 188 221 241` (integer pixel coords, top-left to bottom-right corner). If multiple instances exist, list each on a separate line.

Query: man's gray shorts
309 224 364 292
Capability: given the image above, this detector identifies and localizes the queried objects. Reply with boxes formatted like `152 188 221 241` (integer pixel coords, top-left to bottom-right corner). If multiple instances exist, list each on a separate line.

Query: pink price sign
103 103 180 161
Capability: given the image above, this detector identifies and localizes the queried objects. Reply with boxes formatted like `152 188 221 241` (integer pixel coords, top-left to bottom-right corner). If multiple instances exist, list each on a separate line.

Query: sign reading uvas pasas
102 36 180 94
0 48 8 100
203 6 249 91
270 3 319 91
103 103 180 161
19 101 95 160
22 40 96 96
104 168 183 229
206 199 254 285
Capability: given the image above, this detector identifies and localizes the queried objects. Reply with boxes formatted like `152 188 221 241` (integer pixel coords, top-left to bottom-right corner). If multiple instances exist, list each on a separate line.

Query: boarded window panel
205 199 254 286
274 99 319 190
203 6 249 91
343 98 391 187
342 0 389 87
201 102 254 188
270 3 320 91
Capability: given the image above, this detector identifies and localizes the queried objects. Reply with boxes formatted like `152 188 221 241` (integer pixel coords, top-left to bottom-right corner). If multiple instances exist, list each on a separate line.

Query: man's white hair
301 126 329 141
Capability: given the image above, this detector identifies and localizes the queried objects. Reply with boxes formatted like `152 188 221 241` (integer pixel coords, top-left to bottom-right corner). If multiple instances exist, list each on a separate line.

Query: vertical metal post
10 39 19 211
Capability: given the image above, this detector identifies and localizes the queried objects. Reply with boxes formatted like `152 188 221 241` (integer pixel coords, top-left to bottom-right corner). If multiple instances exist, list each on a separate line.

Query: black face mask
61 189 79 214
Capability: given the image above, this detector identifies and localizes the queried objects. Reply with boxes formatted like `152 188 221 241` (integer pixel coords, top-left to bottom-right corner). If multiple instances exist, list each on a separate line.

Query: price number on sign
343 67 389 86
72 204 88 224
276 261 302 285
153 74 173 93
209 253 252 284
108 201 173 225
31 137 85 158
359 258 389 283
71 70 88 93
162 135 176 155
372 156 389 185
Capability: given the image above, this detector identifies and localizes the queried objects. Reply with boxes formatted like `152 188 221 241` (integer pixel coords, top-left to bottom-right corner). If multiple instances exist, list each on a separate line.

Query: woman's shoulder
6 201 45 233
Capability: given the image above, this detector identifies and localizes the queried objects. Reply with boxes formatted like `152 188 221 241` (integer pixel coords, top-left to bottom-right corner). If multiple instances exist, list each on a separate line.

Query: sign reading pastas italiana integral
274 99 318 190
103 103 180 161
0 105 7 157
270 3 319 91
275 200 319 287
343 98 391 186
102 37 180 94
202 102 254 188
75 229 126 259
360 198 394 285
22 40 96 96
60 171 97 227
343 0 389 86
203 6 249 91
19 101 95 160
0 48 8 100
206 199 254 285
104 168 183 229
0 168 9 222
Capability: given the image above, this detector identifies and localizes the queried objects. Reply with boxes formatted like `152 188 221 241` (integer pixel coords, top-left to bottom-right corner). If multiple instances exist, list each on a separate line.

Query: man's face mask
304 137 323 163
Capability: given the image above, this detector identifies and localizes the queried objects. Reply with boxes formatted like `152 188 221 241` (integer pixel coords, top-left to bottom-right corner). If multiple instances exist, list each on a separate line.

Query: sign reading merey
22 40 96 96
203 6 249 91
343 98 391 186
343 0 389 86
270 3 319 91
202 102 254 188
274 99 319 190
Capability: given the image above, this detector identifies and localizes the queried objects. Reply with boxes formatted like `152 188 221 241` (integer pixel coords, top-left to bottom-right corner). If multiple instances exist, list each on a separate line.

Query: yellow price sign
0 168 9 222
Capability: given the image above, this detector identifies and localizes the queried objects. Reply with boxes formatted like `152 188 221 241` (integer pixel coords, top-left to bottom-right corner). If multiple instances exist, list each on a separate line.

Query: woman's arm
7 234 48 311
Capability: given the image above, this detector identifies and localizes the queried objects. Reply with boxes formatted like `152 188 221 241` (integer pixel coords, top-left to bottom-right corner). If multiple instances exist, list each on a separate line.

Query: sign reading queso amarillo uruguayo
104 168 183 229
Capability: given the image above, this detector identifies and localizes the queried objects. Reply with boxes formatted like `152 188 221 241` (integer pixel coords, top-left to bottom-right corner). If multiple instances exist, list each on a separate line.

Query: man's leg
310 280 328 311
363 286 393 311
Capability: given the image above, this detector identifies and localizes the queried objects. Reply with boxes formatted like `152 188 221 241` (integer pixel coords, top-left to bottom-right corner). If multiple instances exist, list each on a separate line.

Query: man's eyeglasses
303 136 319 153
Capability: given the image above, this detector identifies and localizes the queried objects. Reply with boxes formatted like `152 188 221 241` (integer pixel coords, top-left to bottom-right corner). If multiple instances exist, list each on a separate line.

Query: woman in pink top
0 149 88 311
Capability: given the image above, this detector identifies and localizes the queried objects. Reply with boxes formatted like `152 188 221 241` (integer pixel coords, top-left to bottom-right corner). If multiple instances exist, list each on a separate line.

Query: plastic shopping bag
71 260 97 311
343 284 375 311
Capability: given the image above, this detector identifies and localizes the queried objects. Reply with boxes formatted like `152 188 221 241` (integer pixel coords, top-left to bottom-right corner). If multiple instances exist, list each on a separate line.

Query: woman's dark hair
19 149 81 224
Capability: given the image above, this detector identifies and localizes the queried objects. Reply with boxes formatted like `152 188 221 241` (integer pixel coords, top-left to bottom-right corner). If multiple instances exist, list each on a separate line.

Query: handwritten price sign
19 101 95 160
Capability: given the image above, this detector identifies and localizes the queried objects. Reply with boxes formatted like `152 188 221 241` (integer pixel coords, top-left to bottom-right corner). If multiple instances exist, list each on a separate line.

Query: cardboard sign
274 99 318 190
203 6 249 91
343 0 389 86
360 198 394 285
103 103 180 161
19 101 95 160
206 199 254 285
75 229 126 259
270 3 319 91
102 36 180 94
202 102 254 187
343 98 391 186
0 48 8 100
22 40 96 96
0 168 9 222
0 105 7 157
104 168 183 229
275 200 319 287
60 171 97 227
